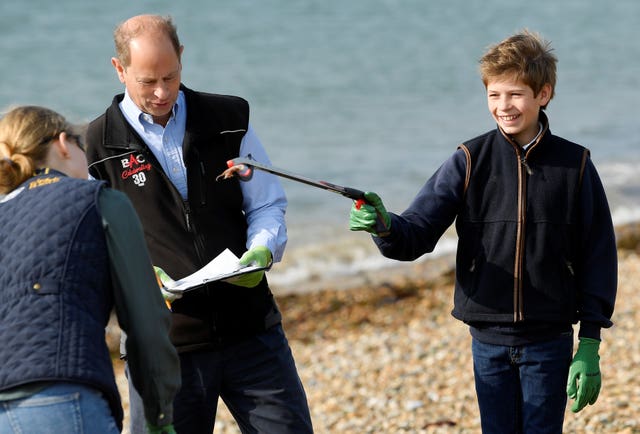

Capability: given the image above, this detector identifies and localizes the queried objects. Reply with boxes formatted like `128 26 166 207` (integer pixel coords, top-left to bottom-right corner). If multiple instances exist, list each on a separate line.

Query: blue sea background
2 0 639 292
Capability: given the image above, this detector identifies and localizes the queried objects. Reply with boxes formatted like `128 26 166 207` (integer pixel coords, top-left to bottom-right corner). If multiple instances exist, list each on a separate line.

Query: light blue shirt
118 90 288 262
120 91 188 196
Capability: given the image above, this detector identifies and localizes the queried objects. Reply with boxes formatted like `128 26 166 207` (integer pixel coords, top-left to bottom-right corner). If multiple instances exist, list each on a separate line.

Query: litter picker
217 156 390 236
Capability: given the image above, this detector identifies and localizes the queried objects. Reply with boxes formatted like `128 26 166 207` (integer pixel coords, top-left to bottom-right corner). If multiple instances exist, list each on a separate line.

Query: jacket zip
512 147 525 322
505 120 547 322
512 146 537 322
182 199 208 267
140 148 209 268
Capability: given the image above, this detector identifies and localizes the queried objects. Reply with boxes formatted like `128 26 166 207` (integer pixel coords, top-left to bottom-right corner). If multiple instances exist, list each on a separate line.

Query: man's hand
146 422 176 434
154 266 182 304
567 337 601 412
349 191 391 236
227 246 272 288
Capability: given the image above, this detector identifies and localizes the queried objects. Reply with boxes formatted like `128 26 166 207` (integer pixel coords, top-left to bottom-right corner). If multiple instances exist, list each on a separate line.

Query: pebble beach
113 223 640 433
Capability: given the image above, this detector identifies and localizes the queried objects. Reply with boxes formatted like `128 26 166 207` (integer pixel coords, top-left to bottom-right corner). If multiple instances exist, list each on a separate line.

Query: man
86 14 313 434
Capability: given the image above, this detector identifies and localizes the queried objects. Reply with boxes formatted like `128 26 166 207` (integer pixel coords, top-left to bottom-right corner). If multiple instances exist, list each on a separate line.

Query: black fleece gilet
86 86 281 351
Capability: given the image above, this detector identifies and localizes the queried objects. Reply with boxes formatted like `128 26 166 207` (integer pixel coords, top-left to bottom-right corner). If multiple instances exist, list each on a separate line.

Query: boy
349 30 617 433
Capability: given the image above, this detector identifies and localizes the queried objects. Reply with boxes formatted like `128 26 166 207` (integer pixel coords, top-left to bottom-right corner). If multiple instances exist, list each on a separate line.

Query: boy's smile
486 76 551 146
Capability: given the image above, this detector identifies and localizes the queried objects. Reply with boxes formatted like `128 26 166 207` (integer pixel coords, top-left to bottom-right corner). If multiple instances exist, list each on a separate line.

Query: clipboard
161 249 270 294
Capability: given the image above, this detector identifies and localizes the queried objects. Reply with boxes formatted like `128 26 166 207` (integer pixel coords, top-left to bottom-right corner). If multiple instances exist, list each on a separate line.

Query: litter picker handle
318 182 365 201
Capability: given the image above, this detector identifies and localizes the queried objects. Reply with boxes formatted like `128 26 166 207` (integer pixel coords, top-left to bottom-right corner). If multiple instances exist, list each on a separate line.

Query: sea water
2 0 639 292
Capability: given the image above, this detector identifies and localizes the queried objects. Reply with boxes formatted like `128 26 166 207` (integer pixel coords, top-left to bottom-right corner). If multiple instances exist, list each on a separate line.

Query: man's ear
111 57 126 84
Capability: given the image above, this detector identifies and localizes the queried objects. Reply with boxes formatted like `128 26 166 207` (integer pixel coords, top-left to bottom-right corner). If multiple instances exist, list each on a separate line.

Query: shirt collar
121 90 184 129
522 122 544 150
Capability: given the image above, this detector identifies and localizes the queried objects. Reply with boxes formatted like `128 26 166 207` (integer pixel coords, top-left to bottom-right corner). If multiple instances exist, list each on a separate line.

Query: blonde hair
479 29 557 108
0 105 72 194
114 14 181 67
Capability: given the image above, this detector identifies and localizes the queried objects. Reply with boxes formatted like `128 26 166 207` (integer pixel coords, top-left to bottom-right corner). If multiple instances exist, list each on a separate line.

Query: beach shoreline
113 222 640 433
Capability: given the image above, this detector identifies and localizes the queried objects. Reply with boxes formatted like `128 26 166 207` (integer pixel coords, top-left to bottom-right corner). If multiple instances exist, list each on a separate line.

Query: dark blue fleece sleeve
374 149 467 261
576 159 618 339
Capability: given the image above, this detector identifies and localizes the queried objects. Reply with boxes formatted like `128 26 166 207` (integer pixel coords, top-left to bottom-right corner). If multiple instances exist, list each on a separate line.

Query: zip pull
521 156 533 175
183 201 193 232
198 161 207 206
566 261 575 276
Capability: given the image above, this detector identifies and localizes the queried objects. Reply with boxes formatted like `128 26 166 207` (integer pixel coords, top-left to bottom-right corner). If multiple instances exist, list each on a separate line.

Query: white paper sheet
163 248 267 293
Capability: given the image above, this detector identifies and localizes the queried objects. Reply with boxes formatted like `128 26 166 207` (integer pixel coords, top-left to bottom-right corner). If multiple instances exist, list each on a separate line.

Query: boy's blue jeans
471 333 573 434
0 383 119 434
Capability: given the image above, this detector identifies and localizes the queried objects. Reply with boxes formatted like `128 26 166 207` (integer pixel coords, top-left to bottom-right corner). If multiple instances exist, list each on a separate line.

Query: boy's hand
154 266 182 303
566 337 601 412
227 246 272 288
146 422 176 434
349 191 391 236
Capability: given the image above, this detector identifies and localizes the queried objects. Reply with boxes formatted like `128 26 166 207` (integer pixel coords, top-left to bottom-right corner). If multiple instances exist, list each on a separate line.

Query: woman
0 106 180 434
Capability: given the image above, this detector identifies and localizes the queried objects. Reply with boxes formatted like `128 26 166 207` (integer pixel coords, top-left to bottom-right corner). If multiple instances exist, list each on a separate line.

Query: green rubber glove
153 266 182 304
349 191 391 236
566 337 601 413
228 246 272 288
146 422 177 434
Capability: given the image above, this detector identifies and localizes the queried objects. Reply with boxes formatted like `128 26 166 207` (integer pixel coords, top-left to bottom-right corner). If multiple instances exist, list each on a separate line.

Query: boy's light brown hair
479 29 557 109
